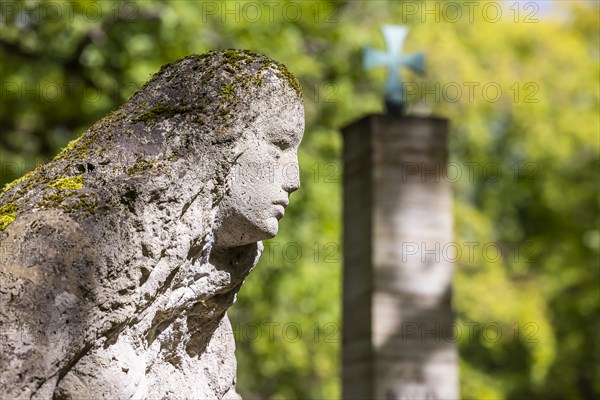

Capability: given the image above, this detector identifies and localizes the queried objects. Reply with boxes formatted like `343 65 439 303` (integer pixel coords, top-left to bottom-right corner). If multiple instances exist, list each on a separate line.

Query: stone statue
0 50 304 399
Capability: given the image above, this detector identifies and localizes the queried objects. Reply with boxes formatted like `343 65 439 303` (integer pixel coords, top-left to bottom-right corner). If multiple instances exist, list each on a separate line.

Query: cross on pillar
363 25 425 114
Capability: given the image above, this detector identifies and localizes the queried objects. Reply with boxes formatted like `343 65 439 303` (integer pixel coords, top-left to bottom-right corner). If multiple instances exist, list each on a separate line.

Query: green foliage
0 0 597 399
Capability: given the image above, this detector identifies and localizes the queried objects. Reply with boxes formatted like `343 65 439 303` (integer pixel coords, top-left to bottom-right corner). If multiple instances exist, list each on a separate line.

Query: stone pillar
342 114 458 400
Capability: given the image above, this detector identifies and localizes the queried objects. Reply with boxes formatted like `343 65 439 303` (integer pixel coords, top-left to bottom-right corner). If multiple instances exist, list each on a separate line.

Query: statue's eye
271 138 291 150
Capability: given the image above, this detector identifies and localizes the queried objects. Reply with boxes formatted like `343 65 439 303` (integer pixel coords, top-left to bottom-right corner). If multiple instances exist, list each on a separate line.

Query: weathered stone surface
0 50 304 399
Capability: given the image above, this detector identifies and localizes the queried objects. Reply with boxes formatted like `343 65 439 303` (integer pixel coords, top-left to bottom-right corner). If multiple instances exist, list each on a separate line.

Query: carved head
124 49 305 249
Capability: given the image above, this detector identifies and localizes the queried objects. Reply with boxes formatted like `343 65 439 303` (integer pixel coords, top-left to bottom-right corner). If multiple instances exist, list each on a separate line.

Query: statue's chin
235 218 279 247
261 217 280 239
214 217 279 249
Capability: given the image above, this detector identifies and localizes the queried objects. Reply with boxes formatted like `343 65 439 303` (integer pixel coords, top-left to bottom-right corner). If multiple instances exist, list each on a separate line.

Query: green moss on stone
130 50 302 129
127 159 156 175
219 49 302 97
131 104 206 125
54 135 83 160
39 191 96 214
106 110 127 125
49 176 84 190
0 214 15 231
40 193 67 208
53 129 99 161
0 206 17 231
0 203 18 231
275 68 302 98
52 109 129 162
1 170 36 196
77 193 98 214
221 49 254 65
191 116 206 125
220 84 234 101
131 105 188 124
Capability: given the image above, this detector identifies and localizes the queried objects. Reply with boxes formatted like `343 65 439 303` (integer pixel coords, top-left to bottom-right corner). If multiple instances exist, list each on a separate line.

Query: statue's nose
283 162 300 193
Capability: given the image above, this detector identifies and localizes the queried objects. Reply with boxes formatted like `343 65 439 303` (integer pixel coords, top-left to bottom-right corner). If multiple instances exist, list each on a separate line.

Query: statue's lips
273 200 288 219
274 205 285 219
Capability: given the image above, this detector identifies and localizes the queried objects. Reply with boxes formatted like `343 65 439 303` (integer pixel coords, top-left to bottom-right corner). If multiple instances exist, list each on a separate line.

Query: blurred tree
1 0 598 399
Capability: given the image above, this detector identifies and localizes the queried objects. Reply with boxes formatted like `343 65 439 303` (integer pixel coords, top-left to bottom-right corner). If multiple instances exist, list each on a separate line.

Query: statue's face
215 97 304 248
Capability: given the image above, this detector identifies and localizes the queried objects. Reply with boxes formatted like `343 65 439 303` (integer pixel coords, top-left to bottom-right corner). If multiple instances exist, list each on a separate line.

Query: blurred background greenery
0 0 598 398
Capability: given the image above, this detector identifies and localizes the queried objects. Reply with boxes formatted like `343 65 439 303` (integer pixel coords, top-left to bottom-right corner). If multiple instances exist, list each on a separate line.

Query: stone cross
0 50 304 399
363 25 425 114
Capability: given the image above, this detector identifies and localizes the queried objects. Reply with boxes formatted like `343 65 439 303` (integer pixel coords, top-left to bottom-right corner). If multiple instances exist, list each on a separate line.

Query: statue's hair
127 50 302 145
